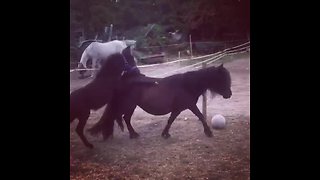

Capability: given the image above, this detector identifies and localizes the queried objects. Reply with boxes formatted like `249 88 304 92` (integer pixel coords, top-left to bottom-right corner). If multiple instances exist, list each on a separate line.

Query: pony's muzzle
223 91 232 99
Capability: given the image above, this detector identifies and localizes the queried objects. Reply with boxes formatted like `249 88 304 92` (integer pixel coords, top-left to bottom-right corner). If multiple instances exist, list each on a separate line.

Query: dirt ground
70 52 250 180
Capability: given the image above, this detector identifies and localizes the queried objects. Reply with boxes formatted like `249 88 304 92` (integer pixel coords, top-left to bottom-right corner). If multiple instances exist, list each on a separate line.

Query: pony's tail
102 119 115 140
100 116 124 140
87 98 124 139
88 114 124 137
100 114 125 140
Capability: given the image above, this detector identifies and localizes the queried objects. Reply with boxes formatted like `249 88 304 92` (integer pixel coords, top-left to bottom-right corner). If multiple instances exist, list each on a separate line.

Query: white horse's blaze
79 40 127 71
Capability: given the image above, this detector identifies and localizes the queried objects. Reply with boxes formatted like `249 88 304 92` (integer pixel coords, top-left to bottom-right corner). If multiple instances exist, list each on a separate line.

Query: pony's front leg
76 111 94 148
189 105 213 137
161 111 181 139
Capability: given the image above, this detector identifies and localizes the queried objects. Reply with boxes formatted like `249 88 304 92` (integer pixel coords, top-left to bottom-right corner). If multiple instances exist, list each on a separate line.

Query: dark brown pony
89 62 232 140
70 52 126 148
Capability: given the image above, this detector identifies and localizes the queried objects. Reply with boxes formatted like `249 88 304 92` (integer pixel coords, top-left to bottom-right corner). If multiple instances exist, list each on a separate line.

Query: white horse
78 40 128 77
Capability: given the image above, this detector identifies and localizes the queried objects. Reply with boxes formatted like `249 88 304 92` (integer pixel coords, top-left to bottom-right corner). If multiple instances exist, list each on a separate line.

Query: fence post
202 62 207 121
108 24 113 41
189 34 193 58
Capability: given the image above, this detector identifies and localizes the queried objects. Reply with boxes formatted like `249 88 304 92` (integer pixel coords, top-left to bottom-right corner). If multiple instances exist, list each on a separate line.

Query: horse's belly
138 87 174 115
139 103 171 115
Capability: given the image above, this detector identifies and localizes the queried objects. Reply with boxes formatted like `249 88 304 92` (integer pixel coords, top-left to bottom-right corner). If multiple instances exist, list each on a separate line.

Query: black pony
87 45 158 139
70 52 126 148
89 59 232 140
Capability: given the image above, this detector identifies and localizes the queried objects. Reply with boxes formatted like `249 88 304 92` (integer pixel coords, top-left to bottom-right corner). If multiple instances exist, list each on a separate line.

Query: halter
121 53 139 74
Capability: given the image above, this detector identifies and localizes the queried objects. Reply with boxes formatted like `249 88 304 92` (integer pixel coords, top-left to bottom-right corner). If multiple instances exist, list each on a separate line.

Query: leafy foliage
70 0 250 60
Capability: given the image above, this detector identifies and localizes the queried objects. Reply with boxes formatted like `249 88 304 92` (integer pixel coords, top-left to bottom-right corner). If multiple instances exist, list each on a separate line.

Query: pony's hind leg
161 111 181 139
123 107 140 139
76 111 94 148
91 58 98 77
189 105 213 137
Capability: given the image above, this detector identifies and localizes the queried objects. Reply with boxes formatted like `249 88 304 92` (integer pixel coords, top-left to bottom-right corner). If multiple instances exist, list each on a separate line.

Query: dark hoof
88 131 99 137
130 133 140 139
102 134 113 141
87 127 100 136
205 130 213 137
86 143 94 149
161 133 171 139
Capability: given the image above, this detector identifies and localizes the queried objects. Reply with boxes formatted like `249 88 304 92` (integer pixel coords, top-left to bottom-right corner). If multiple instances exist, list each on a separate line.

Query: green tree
70 0 250 45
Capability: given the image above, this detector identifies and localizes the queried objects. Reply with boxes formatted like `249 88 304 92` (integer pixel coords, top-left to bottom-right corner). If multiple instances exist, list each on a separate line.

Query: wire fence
146 42 250 78
70 41 250 75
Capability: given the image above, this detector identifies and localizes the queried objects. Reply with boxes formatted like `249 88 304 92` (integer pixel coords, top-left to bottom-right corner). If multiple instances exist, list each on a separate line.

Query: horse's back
100 40 127 51
110 40 127 49
90 40 127 57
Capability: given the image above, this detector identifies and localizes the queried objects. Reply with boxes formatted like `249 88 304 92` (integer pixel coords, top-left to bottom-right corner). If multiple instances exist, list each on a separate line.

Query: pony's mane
179 65 230 96
181 65 216 81
121 46 141 75
95 53 125 79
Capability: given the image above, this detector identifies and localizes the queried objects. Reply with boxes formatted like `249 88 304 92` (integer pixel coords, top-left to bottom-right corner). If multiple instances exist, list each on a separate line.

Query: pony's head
207 64 232 99
122 46 140 74
95 53 125 79
122 46 136 67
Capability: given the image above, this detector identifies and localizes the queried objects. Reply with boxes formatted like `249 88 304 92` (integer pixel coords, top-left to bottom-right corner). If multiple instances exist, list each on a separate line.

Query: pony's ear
218 63 224 69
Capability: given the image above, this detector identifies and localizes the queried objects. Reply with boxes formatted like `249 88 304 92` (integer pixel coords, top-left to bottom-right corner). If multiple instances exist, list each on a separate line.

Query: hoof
102 134 113 141
129 133 140 139
87 127 100 137
86 143 94 149
205 130 213 137
161 133 171 139
88 131 99 137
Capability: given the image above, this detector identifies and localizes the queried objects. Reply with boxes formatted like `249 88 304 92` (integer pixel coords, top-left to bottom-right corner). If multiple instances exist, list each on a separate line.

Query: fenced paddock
70 42 250 179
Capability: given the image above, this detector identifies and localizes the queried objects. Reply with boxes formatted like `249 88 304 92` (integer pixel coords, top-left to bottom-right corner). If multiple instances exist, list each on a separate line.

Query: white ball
211 114 226 129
